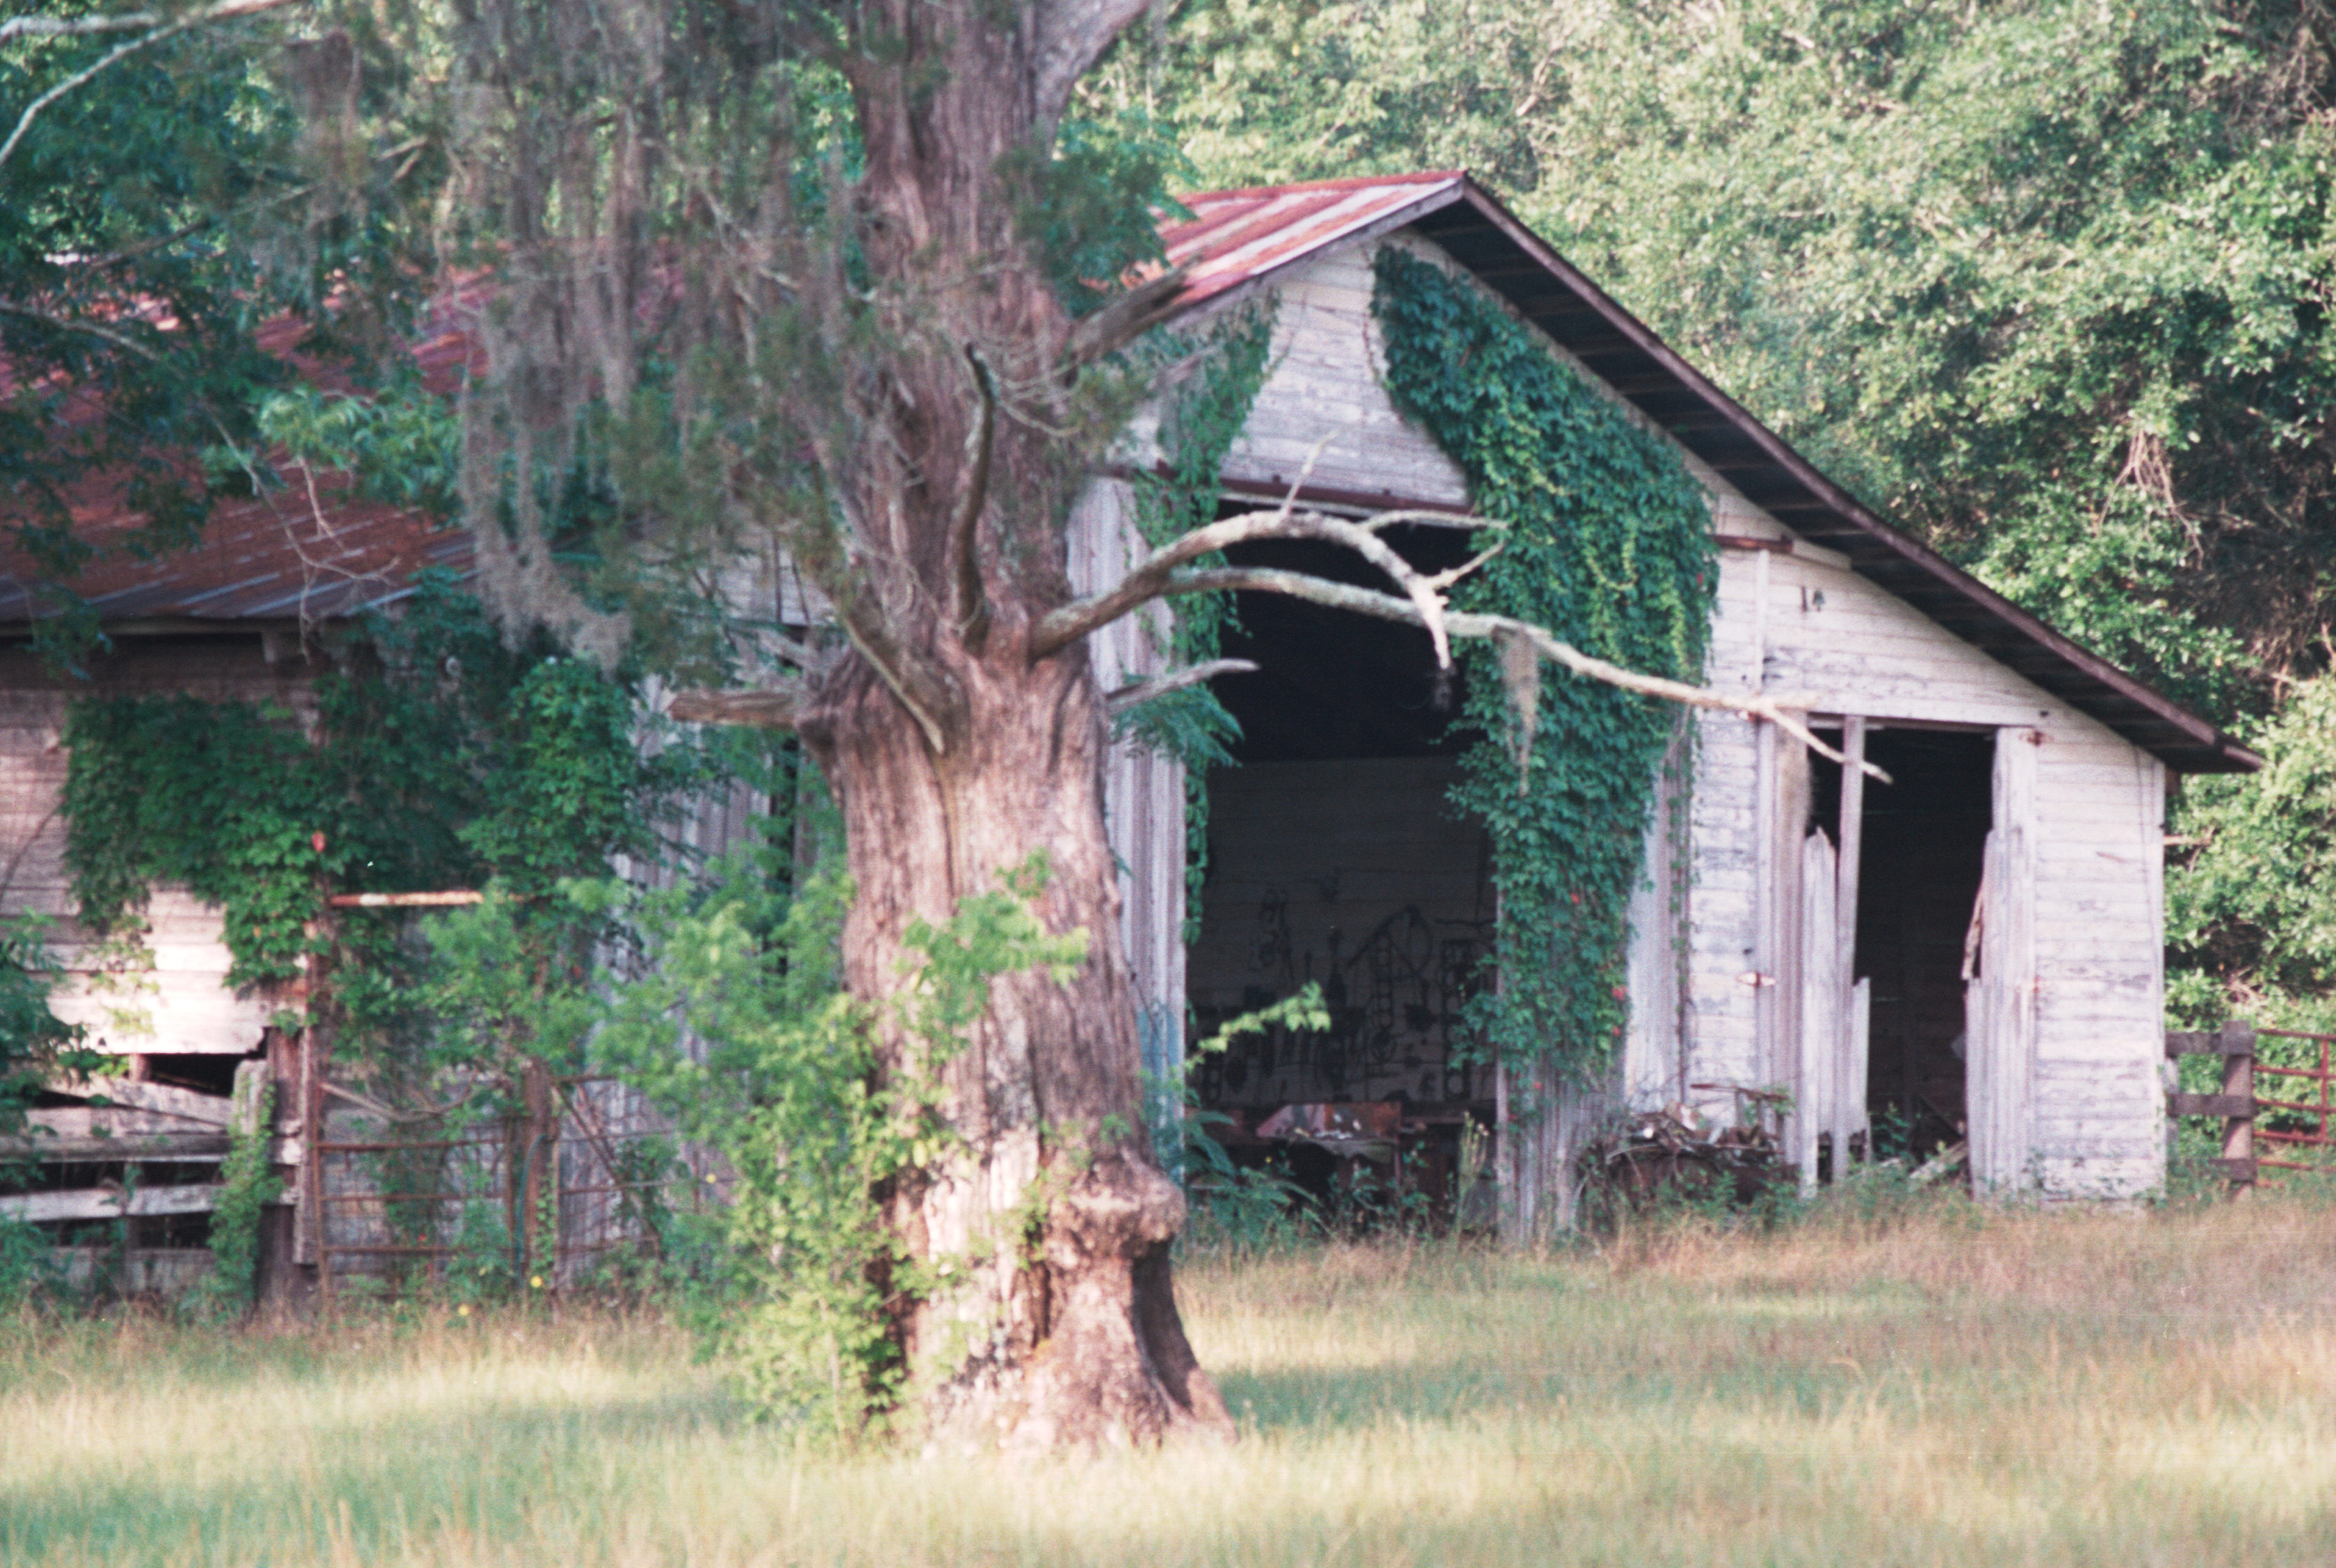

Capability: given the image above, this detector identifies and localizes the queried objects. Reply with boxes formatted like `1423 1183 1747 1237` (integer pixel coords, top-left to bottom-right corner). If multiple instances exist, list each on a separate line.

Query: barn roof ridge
1151 171 2260 774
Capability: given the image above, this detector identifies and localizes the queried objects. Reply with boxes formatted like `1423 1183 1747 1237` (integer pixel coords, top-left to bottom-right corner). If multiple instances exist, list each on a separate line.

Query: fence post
2166 1018 2258 1192
519 1059 556 1286
2219 1020 2256 1193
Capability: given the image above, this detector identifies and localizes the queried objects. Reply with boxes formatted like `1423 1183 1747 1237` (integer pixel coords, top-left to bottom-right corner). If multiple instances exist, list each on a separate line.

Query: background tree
1 0 437 658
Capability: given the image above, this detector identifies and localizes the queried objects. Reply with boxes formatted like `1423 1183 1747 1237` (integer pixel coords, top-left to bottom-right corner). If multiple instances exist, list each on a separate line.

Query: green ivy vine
1118 301 1276 942
58 575 733 1020
1371 245 1717 1080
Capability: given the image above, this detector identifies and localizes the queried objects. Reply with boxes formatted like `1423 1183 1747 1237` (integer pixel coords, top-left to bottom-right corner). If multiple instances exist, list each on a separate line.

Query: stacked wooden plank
0 1064 268 1226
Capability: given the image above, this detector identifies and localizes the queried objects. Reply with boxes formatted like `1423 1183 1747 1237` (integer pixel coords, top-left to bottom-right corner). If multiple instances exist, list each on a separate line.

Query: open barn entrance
1185 525 1494 1216
1815 727 1995 1163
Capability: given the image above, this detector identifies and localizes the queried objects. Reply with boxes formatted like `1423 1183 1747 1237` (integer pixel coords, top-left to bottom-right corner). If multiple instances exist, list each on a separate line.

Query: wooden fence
2167 1020 2336 1188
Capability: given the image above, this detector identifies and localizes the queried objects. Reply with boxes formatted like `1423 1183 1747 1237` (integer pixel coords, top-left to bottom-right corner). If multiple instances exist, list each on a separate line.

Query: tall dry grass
6 1186 2336 1566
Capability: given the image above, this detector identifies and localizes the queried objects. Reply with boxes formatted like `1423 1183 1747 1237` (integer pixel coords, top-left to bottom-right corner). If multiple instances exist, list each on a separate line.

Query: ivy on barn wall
57 576 739 1069
1370 245 1717 1081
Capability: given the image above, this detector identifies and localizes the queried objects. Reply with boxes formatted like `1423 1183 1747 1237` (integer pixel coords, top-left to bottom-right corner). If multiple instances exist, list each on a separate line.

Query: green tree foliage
1 3 438 656
2169 673 2336 1027
588 849 1086 1438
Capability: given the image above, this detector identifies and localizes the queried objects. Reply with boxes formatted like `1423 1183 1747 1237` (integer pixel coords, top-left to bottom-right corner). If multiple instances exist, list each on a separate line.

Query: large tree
412 0 1867 1448
0 0 1826 1444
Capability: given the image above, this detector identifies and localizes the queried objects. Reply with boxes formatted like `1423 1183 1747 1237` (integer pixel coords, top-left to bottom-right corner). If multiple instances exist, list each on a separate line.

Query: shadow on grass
0 1385 739 1566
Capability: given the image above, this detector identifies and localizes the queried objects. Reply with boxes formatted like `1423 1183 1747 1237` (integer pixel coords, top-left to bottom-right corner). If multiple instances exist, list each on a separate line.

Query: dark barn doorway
1815 727 1995 1161
1185 525 1495 1212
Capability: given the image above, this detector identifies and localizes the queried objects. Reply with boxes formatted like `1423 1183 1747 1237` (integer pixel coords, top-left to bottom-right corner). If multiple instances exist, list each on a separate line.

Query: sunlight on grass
7 1191 2336 1565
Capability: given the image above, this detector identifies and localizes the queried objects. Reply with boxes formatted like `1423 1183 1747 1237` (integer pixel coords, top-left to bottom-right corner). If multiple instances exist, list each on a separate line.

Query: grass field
6 1189 2336 1567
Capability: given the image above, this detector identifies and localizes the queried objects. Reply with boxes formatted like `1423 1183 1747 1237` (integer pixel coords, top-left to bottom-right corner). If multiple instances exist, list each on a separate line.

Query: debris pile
1591 1102 1783 1207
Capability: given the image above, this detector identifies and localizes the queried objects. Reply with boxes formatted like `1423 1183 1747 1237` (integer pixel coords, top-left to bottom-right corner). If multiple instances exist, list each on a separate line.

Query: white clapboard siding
1212 244 1469 507
1064 480 1187 1086
0 639 317 1059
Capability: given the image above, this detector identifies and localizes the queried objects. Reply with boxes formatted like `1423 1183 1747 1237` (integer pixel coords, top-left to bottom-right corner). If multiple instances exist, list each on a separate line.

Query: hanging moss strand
1371 246 1716 1080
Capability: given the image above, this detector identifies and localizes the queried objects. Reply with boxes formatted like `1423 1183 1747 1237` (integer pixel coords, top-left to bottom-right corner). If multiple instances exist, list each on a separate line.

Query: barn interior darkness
1187 523 1495 1189
1813 728 1995 1159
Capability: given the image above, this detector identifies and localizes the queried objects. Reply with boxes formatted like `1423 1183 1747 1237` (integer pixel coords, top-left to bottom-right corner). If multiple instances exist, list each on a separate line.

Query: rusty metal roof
1158 172 1467 309
0 294 480 628
0 174 2259 771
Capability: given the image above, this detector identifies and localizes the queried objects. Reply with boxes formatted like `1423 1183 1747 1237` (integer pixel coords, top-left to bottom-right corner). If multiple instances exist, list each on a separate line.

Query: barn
0 172 2259 1276
1081 172 2260 1225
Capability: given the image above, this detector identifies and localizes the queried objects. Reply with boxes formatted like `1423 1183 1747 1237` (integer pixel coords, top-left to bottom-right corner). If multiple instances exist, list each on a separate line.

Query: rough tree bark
770 1 1231 1450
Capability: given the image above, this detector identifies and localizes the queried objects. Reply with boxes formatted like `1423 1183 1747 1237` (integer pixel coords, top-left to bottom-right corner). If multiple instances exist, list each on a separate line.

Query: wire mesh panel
552 1075 712 1282
312 1071 714 1302
313 1104 514 1300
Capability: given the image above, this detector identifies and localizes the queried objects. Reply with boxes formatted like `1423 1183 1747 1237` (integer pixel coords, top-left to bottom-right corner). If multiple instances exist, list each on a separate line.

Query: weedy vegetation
6 1182 2336 1567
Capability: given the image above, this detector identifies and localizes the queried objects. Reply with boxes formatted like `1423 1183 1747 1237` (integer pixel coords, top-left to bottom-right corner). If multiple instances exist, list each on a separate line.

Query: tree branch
1064 266 1190 368
1 11 160 40
1152 565 1893 782
1032 0 1160 128
0 301 161 360
1028 506 1484 664
667 685 807 729
951 345 996 651
0 0 309 171
1103 658 1258 717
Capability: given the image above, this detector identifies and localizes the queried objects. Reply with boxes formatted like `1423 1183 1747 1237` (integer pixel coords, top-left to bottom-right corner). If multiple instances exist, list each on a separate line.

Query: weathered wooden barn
1088 172 2261 1221
1 171 2262 1275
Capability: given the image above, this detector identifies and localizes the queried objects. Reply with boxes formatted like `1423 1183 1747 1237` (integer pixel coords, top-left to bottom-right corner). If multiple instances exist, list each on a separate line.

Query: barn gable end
1109 175 2241 1211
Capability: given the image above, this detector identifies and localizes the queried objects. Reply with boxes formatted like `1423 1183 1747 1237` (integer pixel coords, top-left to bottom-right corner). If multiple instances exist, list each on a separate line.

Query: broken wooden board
41 1077 232 1125
0 1132 230 1161
0 1183 223 1223
26 1105 220 1137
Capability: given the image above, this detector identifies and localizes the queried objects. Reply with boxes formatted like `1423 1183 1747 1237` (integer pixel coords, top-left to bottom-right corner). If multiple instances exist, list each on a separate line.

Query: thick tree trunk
801 645 1233 1448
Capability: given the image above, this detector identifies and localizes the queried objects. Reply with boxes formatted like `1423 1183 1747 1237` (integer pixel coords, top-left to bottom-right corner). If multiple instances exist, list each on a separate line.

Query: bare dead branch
1159 565 1893 782
1 11 161 40
0 301 161 360
1029 507 1472 665
951 345 996 650
1103 658 1258 718
668 685 807 729
0 0 308 170
1063 265 1190 368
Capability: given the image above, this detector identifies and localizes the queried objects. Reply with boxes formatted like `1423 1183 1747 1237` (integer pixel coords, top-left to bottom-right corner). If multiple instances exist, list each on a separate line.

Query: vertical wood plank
1752 719 1777 1100
1970 730 2040 1195
1773 726 1810 1166
1835 717 1867 1164
1849 976 1872 1157
1799 828 1838 1191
